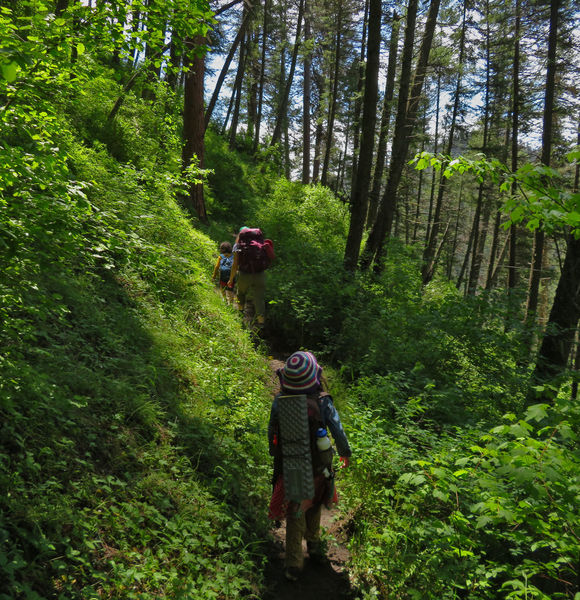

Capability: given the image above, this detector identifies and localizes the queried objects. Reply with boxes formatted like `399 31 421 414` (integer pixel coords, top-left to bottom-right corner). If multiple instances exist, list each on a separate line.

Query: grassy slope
1 79 276 599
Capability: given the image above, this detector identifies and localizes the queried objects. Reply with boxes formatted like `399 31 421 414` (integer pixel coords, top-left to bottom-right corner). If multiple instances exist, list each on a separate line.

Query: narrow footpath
260 356 359 600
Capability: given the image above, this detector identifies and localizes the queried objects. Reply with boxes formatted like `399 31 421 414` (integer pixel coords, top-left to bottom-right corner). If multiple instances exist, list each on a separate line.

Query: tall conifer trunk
343 0 381 271
526 0 559 324
367 13 400 229
361 0 440 270
421 0 467 285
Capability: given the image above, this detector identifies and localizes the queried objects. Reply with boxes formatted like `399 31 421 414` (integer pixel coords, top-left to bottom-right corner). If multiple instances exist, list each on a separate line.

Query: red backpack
237 228 275 273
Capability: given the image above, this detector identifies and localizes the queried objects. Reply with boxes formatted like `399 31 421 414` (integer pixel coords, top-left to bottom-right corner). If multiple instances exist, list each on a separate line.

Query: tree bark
350 0 369 193
181 36 208 224
508 0 521 290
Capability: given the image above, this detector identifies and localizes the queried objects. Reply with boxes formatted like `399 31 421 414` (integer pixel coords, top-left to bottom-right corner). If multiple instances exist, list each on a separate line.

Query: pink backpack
237 228 275 273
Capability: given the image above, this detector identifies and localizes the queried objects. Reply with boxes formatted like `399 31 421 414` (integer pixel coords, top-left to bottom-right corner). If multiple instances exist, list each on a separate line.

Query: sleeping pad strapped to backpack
276 393 335 503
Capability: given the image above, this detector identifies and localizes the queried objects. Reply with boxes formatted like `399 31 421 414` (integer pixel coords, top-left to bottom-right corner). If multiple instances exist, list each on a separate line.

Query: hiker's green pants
236 270 266 323
285 502 322 569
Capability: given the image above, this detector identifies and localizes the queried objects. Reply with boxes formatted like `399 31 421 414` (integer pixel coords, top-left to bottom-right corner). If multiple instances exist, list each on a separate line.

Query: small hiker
212 241 235 304
227 226 274 331
267 351 351 581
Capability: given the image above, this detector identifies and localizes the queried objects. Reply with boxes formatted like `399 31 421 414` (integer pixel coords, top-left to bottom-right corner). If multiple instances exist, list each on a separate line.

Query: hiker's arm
227 252 239 286
322 399 352 458
212 256 221 280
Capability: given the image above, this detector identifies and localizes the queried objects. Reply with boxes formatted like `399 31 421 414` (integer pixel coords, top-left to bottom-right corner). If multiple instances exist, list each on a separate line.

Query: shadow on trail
261 534 358 600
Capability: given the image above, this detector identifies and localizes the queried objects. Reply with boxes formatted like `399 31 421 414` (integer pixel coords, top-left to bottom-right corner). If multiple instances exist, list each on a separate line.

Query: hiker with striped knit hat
267 351 351 581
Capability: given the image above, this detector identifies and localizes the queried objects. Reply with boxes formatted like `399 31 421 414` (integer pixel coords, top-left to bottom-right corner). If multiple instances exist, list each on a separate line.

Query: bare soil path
260 355 360 600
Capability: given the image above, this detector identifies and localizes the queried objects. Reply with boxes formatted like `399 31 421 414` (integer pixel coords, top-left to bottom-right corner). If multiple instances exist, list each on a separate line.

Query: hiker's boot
284 567 301 581
307 540 327 564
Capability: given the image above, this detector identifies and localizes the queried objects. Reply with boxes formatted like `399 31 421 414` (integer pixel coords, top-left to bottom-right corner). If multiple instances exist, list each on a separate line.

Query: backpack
274 392 334 479
219 253 234 282
237 228 275 274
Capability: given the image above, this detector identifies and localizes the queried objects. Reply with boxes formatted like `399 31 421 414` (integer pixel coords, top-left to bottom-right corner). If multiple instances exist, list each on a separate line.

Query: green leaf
77 42 85 55
525 403 548 422
1 61 18 82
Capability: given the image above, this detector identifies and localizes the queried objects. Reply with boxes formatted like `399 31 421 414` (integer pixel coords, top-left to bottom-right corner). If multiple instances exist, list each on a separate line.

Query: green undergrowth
0 84 273 598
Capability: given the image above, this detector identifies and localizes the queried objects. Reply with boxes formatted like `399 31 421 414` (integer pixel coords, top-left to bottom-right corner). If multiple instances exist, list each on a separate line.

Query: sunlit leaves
411 150 580 237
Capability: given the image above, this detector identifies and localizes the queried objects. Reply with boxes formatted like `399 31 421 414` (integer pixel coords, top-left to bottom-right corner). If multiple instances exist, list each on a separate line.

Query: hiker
227 226 274 330
267 351 351 581
212 241 235 304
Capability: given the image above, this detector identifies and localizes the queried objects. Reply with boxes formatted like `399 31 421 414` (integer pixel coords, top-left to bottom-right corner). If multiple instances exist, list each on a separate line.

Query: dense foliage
2 1 579 599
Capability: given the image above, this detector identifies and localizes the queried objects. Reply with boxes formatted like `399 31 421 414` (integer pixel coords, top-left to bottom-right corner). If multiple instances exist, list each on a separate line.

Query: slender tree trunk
367 12 400 229
468 185 491 294
361 0 418 266
229 9 250 148
508 0 521 291
312 118 323 182
526 0 558 324
181 36 208 223
271 0 305 146
205 6 254 129
422 0 466 285
424 74 440 246
247 29 259 141
447 177 465 279
302 0 312 184
254 0 270 151
361 0 440 270
344 0 381 271
166 33 181 90
350 0 369 192
485 200 502 289
321 1 343 186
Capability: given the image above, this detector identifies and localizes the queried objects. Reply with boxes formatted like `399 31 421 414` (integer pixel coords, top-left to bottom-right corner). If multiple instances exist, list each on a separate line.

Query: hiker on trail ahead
212 241 235 305
267 351 351 582
227 226 274 331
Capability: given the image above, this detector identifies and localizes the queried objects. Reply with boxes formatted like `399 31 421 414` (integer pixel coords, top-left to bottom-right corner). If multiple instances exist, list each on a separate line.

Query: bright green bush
248 179 352 350
341 399 580 600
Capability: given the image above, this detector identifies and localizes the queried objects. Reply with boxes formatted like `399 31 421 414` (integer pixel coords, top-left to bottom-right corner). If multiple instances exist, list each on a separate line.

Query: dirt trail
261 356 359 600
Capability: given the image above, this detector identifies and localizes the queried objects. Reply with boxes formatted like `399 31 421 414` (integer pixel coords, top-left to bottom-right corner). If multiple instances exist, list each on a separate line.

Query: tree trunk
181 36 208 223
205 6 254 129
321 1 343 187
532 236 580 387
343 0 381 271
467 185 491 294
425 72 441 245
349 0 369 193
367 12 400 229
254 0 270 151
421 0 467 285
302 0 312 184
271 0 305 146
526 0 559 323
361 0 441 270
508 0 521 290
228 12 249 148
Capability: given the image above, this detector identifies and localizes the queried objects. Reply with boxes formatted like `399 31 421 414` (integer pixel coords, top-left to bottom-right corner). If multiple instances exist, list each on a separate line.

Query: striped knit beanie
279 351 322 394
